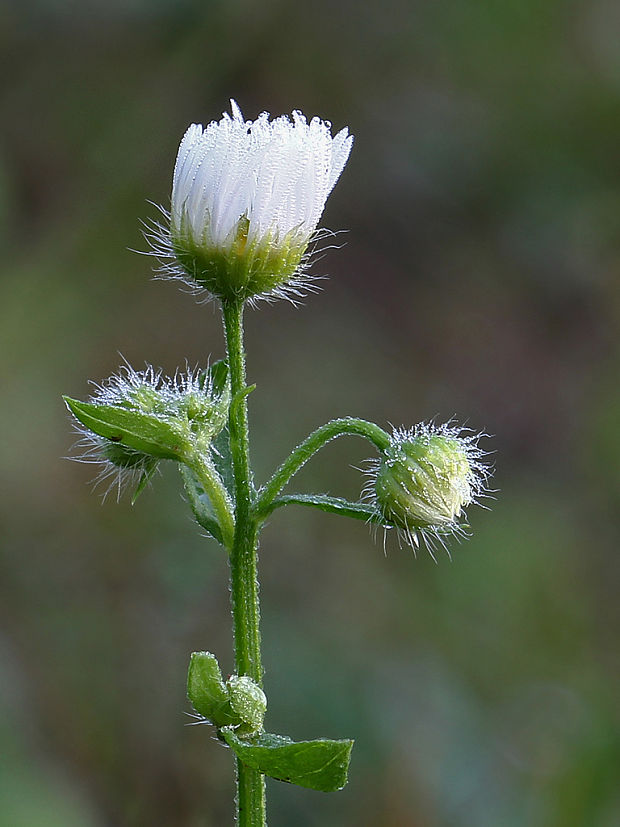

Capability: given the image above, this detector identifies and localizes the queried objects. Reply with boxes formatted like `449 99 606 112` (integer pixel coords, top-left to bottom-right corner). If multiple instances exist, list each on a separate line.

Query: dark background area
1 1 619 825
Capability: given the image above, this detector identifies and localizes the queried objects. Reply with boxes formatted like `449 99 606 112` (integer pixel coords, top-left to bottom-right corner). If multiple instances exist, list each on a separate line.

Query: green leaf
222 730 354 792
180 467 224 544
265 493 384 524
64 397 190 461
187 652 237 727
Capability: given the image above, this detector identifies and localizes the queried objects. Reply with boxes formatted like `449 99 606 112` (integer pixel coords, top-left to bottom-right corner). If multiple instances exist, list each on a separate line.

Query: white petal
170 102 353 251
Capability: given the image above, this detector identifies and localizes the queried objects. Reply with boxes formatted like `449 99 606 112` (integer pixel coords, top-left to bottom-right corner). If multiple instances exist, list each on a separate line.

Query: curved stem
266 493 385 524
221 298 266 826
255 418 390 519
187 454 235 550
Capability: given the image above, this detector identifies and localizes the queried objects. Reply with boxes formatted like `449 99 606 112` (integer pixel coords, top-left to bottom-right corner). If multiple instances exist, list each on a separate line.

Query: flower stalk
222 298 266 825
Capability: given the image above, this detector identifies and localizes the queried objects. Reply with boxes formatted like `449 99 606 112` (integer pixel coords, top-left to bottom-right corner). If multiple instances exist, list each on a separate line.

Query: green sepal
222 730 354 792
130 458 159 505
64 397 190 462
180 467 225 545
187 652 237 727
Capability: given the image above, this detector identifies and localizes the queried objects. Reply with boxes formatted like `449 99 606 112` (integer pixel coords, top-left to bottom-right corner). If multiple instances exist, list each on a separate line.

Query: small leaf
64 397 190 461
222 730 354 792
187 652 237 727
180 467 225 545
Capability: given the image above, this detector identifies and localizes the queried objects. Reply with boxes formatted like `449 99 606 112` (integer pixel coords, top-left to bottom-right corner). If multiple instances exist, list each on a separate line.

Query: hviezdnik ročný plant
64 100 492 826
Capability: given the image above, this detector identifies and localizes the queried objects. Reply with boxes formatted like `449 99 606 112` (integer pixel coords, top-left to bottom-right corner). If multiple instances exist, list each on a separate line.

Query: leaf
222 730 354 792
64 397 190 461
187 652 237 727
180 467 224 544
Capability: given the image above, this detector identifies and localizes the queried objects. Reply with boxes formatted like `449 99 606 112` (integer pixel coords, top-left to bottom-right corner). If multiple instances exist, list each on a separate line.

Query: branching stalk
255 418 391 519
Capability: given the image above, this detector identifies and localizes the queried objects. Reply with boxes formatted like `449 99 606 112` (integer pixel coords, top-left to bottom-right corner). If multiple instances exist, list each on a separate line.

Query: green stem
255 418 391 519
221 298 266 827
264 493 385 524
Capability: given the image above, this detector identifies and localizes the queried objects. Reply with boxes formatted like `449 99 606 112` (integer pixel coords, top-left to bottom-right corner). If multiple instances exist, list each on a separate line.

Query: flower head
370 422 491 556
149 100 353 303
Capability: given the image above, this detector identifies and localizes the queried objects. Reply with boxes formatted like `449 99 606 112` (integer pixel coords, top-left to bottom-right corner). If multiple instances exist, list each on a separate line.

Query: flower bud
149 100 353 303
187 652 266 735
65 363 230 499
373 423 489 550
226 675 267 736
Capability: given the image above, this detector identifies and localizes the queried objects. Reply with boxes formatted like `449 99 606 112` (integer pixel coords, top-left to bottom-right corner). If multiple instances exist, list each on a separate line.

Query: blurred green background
1 1 619 825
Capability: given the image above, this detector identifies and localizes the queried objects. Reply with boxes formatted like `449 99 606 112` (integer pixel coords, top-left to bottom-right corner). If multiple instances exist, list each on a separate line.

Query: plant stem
263 493 385 524
255 417 391 518
221 298 266 827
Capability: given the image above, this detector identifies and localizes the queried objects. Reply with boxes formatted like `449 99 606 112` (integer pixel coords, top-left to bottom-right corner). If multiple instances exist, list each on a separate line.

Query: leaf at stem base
222 729 353 792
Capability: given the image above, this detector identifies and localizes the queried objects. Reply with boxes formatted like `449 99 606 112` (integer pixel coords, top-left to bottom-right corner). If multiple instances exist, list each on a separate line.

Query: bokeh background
2 1 619 825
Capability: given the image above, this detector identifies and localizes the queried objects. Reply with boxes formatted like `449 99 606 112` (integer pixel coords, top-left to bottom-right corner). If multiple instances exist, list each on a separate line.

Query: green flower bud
373 423 490 554
187 652 266 735
65 363 230 500
227 675 267 736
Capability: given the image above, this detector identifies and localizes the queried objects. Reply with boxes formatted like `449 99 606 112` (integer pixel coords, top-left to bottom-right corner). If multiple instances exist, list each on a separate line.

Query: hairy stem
255 417 391 519
222 298 266 826
264 493 385 524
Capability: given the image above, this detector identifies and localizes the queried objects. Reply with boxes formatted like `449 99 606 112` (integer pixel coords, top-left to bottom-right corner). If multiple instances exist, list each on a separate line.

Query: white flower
149 100 353 302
